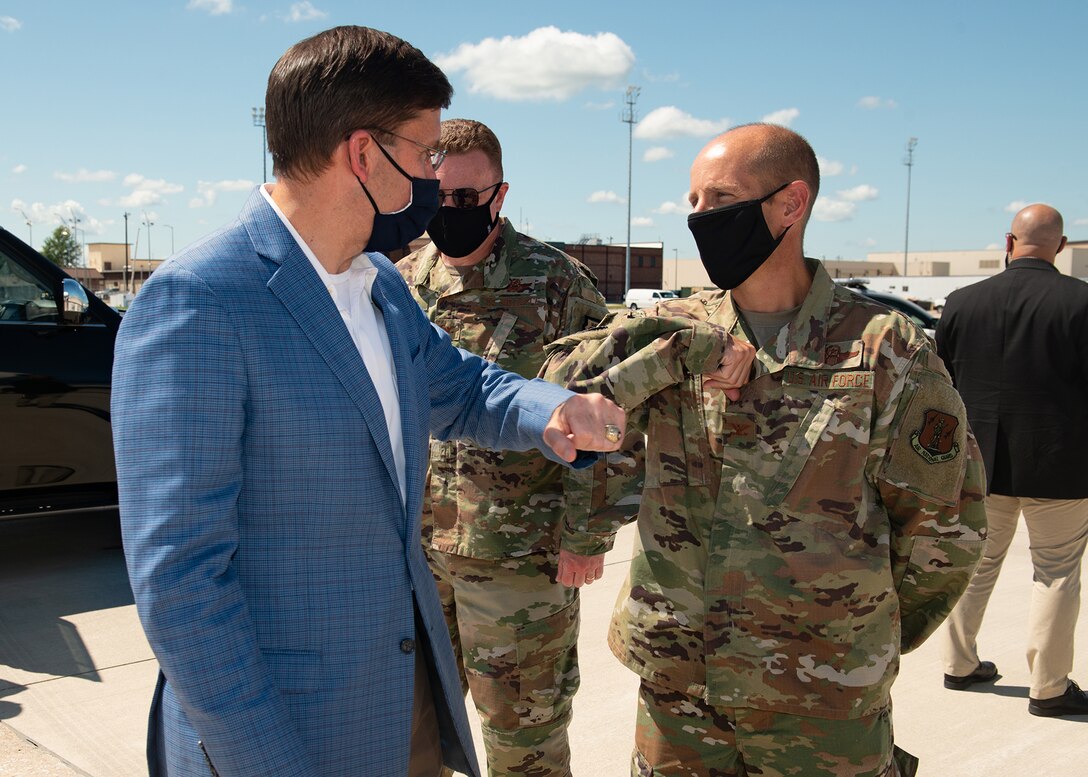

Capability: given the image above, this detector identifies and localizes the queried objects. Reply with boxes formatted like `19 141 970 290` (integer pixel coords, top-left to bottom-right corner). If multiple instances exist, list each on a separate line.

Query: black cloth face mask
427 183 502 259
357 139 440 254
687 182 791 290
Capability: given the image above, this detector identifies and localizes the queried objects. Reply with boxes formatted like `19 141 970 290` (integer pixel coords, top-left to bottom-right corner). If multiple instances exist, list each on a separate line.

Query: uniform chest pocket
712 372 874 507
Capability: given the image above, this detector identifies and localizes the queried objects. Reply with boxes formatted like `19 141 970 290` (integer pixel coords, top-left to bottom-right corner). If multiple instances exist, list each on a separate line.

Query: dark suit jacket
936 258 1088 498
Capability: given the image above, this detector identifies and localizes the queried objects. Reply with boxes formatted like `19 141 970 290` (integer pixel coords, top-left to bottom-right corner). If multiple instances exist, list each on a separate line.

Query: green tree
40 226 81 268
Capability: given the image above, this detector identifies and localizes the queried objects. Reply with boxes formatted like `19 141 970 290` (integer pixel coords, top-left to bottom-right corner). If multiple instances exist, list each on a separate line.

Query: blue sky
2 1 1084 265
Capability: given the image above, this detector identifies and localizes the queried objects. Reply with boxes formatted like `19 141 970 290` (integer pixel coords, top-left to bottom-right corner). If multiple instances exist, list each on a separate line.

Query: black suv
0 227 121 519
836 279 938 336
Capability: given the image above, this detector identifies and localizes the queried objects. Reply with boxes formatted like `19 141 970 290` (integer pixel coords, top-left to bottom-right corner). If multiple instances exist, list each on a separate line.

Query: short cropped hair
735 122 821 218
265 26 453 181
439 119 504 179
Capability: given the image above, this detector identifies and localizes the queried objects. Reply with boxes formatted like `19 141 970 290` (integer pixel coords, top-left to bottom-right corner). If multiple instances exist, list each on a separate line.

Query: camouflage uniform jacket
397 217 615 559
543 259 987 719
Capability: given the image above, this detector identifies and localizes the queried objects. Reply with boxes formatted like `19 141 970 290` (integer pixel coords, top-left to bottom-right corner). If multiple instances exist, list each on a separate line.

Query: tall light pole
162 224 175 255
143 212 154 285
253 107 268 183
621 85 640 295
673 247 679 291
123 212 131 294
19 210 32 246
903 137 918 277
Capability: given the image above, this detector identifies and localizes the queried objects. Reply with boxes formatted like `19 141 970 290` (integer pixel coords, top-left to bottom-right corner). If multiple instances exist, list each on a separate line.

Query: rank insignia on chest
910 409 960 463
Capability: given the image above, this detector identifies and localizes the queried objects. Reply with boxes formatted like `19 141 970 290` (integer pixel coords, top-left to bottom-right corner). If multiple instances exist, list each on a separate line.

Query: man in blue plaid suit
111 26 625 777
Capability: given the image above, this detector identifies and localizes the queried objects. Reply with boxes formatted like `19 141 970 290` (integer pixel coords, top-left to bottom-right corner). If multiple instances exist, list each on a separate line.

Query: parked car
836 279 938 337
624 287 678 310
0 227 122 519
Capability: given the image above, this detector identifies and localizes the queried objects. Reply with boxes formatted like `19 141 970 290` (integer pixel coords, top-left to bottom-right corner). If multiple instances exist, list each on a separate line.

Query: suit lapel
244 191 403 499
371 275 422 520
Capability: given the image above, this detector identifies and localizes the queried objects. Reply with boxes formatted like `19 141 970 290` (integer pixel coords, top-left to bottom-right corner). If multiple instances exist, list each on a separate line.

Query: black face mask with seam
688 182 790 290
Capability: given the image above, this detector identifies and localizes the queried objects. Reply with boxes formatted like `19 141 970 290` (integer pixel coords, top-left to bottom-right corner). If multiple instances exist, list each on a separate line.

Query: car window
0 248 58 323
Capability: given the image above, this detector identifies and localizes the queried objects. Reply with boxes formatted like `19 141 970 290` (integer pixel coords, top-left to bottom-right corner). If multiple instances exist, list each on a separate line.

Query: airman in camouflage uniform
542 124 987 777
397 119 629 777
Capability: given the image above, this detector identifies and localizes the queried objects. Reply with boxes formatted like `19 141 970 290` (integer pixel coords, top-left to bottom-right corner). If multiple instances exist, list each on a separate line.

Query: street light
162 224 175 255
621 86 640 296
903 137 918 277
19 210 32 246
673 247 679 291
142 213 154 284
253 106 268 183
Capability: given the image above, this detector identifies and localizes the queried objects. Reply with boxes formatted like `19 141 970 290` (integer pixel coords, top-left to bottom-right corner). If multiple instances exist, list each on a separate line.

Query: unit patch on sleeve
910 409 961 464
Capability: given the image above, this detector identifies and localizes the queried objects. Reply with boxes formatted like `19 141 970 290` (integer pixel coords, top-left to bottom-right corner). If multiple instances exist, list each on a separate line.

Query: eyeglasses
369 128 446 171
438 182 503 209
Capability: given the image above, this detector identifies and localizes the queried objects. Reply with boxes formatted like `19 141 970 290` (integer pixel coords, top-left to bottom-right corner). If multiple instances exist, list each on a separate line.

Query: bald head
1010 204 1066 263
697 123 820 218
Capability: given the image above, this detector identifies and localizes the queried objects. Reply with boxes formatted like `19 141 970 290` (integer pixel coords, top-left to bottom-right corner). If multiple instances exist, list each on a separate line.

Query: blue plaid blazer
112 190 575 777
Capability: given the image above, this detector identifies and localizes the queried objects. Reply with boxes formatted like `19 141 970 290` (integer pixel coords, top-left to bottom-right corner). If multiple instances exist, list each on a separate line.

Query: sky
2 0 1085 266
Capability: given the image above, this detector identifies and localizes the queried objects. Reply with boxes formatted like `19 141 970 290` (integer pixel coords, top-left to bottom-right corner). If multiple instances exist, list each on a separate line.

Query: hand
703 335 756 401
557 549 605 588
543 393 626 463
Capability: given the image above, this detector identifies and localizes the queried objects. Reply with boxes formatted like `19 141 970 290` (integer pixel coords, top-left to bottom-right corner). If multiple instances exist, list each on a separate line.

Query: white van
624 288 678 310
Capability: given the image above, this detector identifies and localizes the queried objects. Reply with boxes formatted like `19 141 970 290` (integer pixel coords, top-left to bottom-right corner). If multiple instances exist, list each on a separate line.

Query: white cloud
1005 200 1030 213
187 0 233 15
189 179 255 208
434 27 634 101
631 216 654 227
817 156 844 176
812 198 857 222
643 70 680 84
861 238 878 248
1075 217 1088 226
584 100 615 110
0 16 21 32
643 146 674 163
654 197 692 216
857 96 897 110
837 184 879 202
283 2 326 22
119 173 184 208
54 168 117 183
634 106 730 140
11 164 26 175
11 198 105 235
587 190 625 204
985 242 1003 250
761 107 799 127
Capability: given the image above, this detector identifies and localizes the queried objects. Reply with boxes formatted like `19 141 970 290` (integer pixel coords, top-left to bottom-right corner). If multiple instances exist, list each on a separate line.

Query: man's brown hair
265 26 453 181
439 119 504 179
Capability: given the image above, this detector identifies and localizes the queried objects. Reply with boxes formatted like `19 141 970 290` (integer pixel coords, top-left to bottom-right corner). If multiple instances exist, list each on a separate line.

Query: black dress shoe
944 660 998 690
1029 680 1088 717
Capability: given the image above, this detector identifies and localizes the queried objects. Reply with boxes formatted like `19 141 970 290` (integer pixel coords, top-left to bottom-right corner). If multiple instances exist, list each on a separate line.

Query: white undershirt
260 185 405 504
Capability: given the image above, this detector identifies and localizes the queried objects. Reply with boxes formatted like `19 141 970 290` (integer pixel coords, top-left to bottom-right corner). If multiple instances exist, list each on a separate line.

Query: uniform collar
412 216 515 293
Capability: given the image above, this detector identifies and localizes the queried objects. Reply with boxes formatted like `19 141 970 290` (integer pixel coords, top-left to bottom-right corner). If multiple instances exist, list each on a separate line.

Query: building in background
547 238 663 303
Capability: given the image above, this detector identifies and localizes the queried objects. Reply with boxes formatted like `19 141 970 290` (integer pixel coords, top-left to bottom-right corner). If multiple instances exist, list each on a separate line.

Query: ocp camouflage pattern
397 217 611 559
542 259 987 720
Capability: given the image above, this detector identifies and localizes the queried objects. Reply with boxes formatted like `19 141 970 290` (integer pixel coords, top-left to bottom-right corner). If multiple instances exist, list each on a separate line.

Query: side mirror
62 278 90 324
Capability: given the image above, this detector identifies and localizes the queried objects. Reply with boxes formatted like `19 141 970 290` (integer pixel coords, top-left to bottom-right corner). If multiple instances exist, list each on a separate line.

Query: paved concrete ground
1 513 1086 776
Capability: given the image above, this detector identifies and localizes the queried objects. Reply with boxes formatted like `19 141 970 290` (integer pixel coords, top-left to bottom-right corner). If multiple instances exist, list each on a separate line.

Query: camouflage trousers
633 679 915 777
427 547 579 777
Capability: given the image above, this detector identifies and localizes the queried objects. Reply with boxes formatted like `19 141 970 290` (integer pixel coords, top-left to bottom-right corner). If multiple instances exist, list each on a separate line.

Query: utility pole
143 212 154 286
123 212 131 294
673 247 679 291
903 137 918 277
621 85 640 296
253 107 268 183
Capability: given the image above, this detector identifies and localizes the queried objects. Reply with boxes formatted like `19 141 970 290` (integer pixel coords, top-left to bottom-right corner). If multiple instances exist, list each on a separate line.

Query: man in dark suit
937 203 1088 717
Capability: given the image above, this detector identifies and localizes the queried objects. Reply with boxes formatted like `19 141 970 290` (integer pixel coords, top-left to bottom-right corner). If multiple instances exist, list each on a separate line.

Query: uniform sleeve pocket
882 371 968 507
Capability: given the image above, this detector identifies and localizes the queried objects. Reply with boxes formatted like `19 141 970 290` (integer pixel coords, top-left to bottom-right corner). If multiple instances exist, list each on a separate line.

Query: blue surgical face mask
357 139 440 254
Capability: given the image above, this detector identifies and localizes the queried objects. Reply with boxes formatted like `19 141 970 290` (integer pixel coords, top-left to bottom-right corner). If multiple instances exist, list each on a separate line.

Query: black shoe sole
1029 704 1088 717
944 673 998 690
